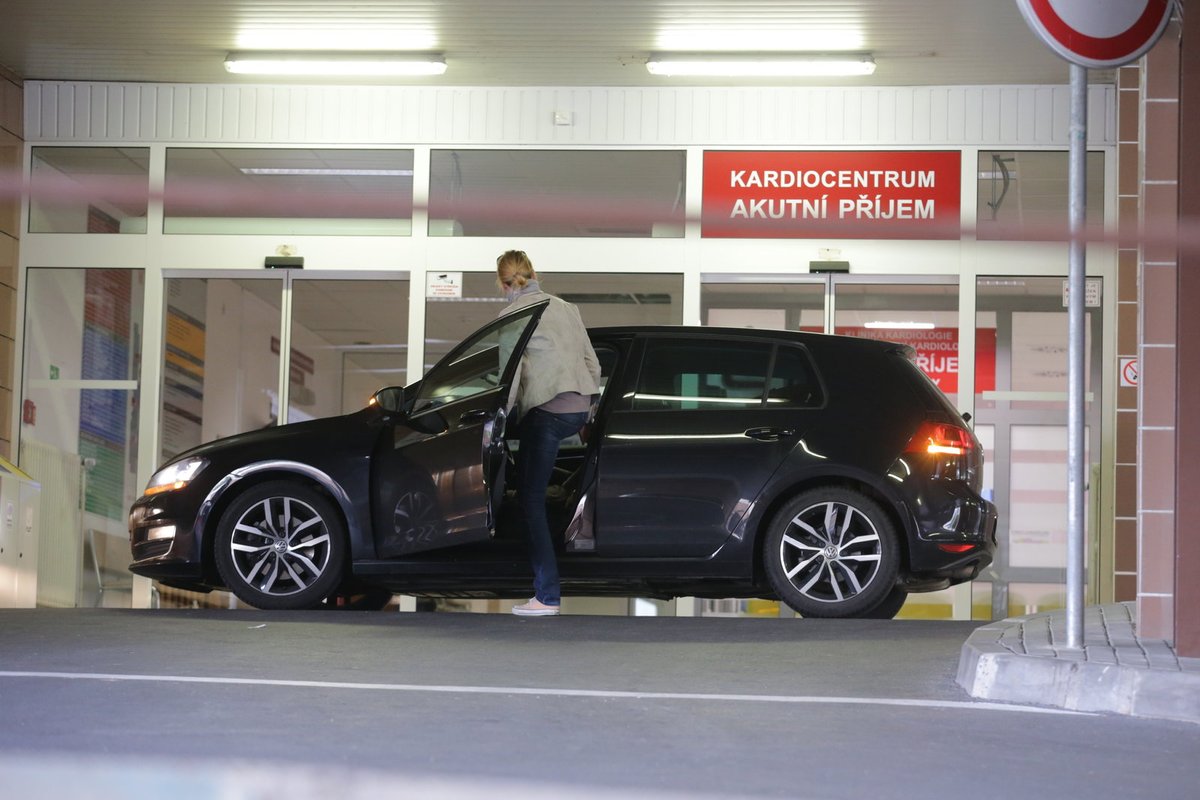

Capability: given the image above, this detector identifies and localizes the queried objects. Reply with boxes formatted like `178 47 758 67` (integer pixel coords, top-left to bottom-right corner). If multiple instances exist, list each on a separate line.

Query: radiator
19 438 84 608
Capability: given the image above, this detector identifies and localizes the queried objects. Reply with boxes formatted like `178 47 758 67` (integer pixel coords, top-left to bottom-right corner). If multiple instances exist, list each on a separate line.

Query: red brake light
937 543 977 553
905 421 975 456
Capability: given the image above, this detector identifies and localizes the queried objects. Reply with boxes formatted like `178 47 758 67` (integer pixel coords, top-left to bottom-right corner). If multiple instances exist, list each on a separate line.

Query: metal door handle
459 409 489 423
744 427 797 442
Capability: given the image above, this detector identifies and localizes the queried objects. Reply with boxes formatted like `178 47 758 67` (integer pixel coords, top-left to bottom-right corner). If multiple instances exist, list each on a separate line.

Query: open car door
373 300 548 557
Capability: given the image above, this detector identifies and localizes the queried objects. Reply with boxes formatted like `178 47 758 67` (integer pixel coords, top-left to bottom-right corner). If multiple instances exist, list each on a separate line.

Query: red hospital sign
833 327 997 395
702 151 962 239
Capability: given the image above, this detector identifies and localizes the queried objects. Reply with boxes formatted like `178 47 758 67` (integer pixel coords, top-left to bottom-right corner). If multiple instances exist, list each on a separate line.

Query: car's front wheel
763 487 900 618
215 481 347 610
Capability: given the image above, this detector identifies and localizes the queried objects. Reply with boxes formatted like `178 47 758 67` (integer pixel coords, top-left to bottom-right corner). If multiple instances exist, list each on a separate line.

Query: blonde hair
496 249 535 290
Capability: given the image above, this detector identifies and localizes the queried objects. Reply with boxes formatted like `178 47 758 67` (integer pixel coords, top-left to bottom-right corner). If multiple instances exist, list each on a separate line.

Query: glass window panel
701 281 825 331
160 277 282 463
164 148 413 235
975 276 1098 412
287 279 410 422
428 150 686 237
977 151 1104 240
767 347 824 408
1007 582 1066 615
1007 425 1090 570
29 147 150 233
424 272 683 373
414 309 537 412
20 268 144 608
634 340 771 411
974 424 996 504
832 282 964 407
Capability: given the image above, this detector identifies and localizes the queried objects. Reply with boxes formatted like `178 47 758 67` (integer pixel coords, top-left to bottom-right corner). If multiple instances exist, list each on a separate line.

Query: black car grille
133 539 172 560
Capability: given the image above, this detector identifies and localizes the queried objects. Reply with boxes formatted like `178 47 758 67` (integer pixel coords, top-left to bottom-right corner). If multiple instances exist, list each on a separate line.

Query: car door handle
744 427 797 442
459 409 489 423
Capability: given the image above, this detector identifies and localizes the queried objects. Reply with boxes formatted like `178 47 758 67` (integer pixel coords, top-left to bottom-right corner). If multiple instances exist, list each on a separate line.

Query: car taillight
905 421 975 456
903 419 981 489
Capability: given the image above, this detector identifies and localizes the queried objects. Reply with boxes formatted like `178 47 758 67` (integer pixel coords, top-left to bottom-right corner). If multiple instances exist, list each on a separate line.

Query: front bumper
128 491 210 587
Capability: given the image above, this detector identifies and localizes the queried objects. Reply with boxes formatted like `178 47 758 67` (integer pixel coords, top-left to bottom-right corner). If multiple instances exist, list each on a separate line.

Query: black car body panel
130 317 997 616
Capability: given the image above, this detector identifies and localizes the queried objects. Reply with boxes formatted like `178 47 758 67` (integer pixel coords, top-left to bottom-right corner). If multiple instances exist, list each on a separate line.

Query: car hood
164 408 374 466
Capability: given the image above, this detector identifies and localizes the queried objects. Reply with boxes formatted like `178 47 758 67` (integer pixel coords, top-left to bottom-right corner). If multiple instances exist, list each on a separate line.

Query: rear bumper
904 491 998 585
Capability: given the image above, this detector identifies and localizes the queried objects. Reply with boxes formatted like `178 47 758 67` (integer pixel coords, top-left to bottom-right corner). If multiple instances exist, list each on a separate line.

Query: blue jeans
517 408 588 606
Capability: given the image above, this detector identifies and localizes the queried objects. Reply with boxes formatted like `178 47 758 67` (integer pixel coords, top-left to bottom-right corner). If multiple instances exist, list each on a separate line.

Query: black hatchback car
129 299 997 618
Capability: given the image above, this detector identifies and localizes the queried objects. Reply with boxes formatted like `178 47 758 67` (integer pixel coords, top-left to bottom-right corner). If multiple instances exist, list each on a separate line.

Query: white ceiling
0 0 1102 88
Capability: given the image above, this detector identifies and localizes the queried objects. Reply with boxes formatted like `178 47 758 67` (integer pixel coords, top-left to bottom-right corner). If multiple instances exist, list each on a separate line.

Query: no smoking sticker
1120 357 1138 387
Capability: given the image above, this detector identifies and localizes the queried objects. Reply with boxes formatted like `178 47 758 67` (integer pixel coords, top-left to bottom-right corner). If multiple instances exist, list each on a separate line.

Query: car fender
196 459 363 550
736 461 921 555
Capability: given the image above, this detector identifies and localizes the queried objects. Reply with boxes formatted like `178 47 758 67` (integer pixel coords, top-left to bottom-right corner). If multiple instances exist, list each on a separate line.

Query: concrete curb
957 606 1200 725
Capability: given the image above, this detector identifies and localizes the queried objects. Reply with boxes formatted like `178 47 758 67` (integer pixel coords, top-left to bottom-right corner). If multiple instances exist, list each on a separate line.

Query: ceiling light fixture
646 54 875 78
863 321 936 330
224 52 446 77
238 168 414 176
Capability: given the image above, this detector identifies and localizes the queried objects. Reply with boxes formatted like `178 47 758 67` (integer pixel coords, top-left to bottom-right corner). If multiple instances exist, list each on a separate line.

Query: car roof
586 324 915 355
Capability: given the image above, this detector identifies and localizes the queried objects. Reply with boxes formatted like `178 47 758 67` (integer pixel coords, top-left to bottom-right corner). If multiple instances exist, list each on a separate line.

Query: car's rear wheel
320 584 395 611
763 487 900 618
861 586 909 619
215 481 346 610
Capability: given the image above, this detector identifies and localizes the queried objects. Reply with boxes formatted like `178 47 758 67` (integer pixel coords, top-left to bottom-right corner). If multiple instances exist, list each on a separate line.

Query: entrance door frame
700 270 1113 620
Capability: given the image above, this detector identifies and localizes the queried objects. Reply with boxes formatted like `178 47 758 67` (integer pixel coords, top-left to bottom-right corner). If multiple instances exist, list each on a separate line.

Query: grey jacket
501 288 601 417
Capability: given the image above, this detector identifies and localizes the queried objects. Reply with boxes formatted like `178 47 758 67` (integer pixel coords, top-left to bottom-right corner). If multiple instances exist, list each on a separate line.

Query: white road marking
0 670 1090 716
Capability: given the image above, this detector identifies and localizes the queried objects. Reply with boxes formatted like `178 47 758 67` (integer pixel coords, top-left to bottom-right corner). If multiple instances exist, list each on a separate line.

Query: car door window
766 346 824 408
632 340 773 411
413 304 544 413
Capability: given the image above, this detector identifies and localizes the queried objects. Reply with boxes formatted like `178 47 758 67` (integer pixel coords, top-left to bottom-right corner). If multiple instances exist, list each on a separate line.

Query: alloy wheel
777 500 883 604
228 495 334 597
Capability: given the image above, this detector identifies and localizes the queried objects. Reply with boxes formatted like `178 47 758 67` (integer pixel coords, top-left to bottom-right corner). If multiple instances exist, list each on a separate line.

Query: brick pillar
1137 24 1181 641
0 67 21 461
1176 15 1200 659
1113 65 1141 603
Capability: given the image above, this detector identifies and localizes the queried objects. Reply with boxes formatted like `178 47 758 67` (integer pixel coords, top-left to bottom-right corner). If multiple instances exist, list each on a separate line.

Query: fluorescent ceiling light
224 52 446 77
239 168 414 176
863 321 935 330
647 54 875 78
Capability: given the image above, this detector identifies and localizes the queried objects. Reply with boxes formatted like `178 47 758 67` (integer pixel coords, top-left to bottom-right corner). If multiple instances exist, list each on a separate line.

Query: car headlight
144 457 209 496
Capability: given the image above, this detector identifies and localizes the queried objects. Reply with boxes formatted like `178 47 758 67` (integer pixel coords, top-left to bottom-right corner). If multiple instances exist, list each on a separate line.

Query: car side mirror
370 386 406 414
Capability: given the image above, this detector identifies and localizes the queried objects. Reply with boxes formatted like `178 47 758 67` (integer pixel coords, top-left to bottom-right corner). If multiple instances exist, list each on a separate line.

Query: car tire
763 487 900 619
860 586 909 620
214 481 347 610
320 584 395 611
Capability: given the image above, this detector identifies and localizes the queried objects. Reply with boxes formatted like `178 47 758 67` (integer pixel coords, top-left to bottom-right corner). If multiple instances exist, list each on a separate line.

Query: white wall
22 83 1116 146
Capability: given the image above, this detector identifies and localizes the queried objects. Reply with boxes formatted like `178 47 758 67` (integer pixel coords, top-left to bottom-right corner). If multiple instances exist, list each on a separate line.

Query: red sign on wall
832 327 996 395
702 151 961 239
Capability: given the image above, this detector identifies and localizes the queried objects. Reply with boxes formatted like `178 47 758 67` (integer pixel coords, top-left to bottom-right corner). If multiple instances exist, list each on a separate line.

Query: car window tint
633 340 771 410
767 347 824 408
594 344 617 398
414 309 536 411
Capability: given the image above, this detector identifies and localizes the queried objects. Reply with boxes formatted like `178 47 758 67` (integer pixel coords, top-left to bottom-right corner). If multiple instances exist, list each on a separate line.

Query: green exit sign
49 365 59 380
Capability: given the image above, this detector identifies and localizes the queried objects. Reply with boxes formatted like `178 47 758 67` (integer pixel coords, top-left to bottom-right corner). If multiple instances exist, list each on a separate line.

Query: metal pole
1066 64 1088 649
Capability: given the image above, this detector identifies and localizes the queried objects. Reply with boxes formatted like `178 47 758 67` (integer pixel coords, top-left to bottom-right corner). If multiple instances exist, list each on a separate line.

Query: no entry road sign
1016 0 1176 68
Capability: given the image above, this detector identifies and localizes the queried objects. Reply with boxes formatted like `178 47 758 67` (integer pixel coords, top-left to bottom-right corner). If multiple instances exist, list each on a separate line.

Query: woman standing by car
497 250 601 617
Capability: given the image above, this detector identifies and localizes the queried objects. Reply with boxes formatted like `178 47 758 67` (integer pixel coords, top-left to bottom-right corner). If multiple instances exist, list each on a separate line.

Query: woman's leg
517 409 587 606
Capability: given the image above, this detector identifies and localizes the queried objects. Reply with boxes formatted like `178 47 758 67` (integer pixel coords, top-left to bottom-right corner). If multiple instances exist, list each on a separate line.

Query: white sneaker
512 598 560 616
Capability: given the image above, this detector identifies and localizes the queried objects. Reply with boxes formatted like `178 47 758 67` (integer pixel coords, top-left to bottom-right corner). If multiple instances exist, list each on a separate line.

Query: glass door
974 276 1104 619
699 275 978 619
154 271 410 608
20 268 144 608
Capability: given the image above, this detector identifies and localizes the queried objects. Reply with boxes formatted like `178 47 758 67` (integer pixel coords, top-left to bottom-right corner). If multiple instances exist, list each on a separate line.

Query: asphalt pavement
1 609 1197 799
